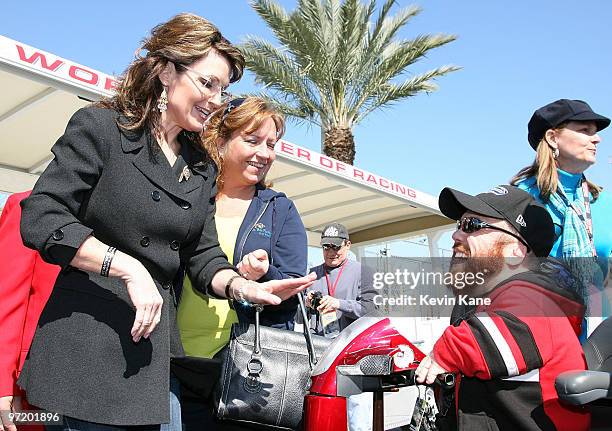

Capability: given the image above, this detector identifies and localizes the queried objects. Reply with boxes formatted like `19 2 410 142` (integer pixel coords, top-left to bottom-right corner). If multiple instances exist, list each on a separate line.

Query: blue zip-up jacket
517 170 612 283
518 171 612 340
233 185 308 328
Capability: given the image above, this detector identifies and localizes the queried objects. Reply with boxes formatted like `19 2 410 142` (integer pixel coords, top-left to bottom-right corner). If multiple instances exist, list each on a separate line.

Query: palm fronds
241 0 459 162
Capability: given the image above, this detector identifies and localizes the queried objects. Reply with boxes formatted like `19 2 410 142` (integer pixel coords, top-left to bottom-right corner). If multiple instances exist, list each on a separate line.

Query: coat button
170 240 180 251
140 236 150 247
162 282 172 290
151 190 161 201
52 229 64 241
181 202 191 210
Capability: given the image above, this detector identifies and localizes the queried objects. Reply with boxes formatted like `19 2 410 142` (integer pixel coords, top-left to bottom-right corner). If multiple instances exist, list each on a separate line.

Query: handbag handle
252 291 319 369
297 292 318 368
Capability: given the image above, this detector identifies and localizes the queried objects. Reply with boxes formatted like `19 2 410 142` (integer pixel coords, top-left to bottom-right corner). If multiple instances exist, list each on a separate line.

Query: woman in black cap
511 98 611 339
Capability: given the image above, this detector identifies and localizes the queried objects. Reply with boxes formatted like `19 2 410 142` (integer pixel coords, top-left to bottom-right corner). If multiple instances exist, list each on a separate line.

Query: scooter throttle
435 373 456 389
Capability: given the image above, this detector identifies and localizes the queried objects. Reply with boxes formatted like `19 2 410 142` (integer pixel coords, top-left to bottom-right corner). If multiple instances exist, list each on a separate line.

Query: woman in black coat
18 13 314 431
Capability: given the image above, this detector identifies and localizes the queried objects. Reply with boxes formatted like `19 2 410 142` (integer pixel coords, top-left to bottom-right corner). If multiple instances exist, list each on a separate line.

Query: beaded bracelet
235 283 248 305
232 279 253 307
100 246 117 277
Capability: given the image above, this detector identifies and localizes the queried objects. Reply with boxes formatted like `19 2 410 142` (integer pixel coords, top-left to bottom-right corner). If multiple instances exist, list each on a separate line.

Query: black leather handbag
214 293 332 430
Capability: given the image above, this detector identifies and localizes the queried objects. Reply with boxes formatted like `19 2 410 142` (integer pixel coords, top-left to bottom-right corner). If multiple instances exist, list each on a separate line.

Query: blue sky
2 0 610 199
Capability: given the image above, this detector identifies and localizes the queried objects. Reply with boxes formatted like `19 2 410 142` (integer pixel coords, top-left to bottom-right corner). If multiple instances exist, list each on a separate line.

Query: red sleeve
0 192 36 396
433 320 493 379
433 284 557 381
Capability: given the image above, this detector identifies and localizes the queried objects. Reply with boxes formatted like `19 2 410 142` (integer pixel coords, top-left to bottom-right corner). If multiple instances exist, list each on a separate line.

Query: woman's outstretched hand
240 272 316 305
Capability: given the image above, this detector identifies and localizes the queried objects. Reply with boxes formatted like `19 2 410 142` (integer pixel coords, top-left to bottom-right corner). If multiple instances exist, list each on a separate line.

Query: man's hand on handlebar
415 353 449 385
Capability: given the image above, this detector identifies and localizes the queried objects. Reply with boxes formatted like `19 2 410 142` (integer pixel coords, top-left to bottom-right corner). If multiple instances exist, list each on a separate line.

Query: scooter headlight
392 344 415 369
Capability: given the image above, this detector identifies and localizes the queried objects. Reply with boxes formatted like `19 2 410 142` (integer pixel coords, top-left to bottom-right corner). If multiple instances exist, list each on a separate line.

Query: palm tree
240 0 460 165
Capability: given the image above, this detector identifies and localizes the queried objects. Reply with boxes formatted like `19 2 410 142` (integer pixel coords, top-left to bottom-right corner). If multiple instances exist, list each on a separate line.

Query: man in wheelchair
416 185 590 430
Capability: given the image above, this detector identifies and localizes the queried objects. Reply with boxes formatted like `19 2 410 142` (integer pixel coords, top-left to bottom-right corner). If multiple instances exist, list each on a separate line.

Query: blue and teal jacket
517 170 612 340
517 169 612 279
232 184 308 328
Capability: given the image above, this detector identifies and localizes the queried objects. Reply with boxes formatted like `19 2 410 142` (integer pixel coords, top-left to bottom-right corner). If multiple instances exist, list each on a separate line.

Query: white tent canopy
0 35 451 246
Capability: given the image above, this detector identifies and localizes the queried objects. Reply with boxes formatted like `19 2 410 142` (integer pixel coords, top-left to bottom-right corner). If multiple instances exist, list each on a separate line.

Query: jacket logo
515 214 527 227
252 222 272 238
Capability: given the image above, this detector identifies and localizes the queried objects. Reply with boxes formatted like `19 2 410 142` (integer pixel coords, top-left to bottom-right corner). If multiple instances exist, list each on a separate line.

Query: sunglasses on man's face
322 243 344 252
456 216 531 252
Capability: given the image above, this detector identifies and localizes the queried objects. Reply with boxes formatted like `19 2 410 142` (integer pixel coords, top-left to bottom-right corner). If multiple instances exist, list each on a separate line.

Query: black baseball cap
527 99 610 149
439 185 555 257
320 222 349 247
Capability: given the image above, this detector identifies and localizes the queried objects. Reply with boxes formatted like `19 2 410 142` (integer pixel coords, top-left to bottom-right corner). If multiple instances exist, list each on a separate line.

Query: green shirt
177 215 242 358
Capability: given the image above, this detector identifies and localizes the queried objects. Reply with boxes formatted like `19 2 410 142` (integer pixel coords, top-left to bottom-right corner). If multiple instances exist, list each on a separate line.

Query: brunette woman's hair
98 13 244 145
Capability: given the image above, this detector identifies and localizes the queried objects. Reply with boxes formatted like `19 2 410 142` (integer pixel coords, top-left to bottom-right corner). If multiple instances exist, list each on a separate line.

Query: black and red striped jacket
433 260 589 431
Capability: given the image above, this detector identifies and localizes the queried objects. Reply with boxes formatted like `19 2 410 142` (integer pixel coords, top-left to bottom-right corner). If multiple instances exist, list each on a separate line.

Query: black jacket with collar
18 106 233 425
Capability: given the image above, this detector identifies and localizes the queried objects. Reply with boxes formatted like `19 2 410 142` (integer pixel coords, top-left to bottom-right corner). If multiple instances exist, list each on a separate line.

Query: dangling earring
553 148 559 160
157 87 168 112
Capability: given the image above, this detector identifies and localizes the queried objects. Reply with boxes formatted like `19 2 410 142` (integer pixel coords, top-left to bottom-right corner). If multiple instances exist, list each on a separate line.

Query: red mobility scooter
303 316 454 431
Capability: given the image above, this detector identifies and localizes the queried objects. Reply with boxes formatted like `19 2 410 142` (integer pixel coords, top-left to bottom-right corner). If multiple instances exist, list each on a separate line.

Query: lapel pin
179 166 191 183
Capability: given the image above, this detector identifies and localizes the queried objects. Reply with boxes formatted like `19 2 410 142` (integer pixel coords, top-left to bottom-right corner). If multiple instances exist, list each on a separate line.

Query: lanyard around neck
557 176 596 257
324 259 348 298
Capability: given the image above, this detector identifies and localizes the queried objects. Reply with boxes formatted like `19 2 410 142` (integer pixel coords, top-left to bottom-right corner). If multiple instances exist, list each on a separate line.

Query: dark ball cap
439 185 555 257
527 99 610 150
320 222 349 247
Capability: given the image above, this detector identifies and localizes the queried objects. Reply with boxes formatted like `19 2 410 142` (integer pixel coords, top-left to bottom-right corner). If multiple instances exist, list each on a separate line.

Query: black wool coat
18 106 233 425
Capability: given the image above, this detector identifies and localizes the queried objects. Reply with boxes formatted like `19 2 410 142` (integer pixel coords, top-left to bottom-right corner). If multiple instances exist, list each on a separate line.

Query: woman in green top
179 97 308 430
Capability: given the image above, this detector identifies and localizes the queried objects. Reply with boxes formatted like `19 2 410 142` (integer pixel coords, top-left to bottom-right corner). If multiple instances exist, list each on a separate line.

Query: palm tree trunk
322 126 356 165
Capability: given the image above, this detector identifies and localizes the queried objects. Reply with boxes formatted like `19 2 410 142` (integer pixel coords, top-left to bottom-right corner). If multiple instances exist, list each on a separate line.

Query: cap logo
516 214 527 227
324 226 339 237
488 186 509 196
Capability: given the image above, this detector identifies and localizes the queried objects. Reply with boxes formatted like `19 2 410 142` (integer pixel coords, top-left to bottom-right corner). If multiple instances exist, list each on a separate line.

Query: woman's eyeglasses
457 216 530 252
175 63 232 103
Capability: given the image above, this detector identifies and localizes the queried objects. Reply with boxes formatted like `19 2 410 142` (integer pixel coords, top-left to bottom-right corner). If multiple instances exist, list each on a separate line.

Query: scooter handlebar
380 370 455 391
435 372 456 390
